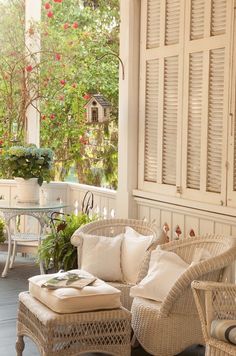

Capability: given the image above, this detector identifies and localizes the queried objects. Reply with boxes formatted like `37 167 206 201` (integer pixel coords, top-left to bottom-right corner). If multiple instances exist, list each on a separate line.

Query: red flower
72 21 78 29
41 115 46 120
55 53 61 61
60 79 66 86
50 114 55 120
47 11 54 18
63 23 70 30
72 83 77 88
28 27 34 36
54 0 63 2
0 140 4 146
44 3 51 10
58 95 64 101
83 93 91 100
26 65 33 72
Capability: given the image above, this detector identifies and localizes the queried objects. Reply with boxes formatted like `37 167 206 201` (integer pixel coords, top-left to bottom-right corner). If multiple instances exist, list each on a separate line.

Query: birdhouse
84 94 111 124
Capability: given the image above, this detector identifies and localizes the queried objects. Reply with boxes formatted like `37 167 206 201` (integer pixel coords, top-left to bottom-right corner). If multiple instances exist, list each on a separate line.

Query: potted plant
0 144 53 203
38 212 94 272
0 218 5 243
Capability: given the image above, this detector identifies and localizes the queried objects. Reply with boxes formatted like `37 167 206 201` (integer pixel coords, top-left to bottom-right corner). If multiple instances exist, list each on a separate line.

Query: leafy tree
0 0 119 188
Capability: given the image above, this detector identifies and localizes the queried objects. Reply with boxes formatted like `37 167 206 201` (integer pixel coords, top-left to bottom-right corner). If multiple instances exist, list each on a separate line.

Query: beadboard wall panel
135 196 236 239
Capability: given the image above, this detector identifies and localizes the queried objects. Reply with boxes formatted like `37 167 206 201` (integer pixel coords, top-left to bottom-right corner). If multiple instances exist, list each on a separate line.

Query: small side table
16 292 131 356
0 201 67 277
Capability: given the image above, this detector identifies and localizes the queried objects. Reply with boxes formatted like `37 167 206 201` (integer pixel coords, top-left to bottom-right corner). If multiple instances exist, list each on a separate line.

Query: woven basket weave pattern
131 234 236 356
16 292 131 356
192 280 236 356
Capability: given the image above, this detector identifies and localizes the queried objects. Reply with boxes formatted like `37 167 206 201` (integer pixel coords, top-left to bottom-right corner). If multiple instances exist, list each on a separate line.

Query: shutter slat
187 51 203 190
144 59 159 182
207 48 225 193
211 0 227 36
190 0 205 40
165 0 180 45
162 56 178 185
147 0 161 49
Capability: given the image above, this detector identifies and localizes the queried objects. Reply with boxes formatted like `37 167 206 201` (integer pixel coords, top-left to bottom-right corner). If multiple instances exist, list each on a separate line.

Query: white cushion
192 247 212 263
211 319 236 345
29 270 121 314
130 247 189 302
81 234 123 282
121 227 154 284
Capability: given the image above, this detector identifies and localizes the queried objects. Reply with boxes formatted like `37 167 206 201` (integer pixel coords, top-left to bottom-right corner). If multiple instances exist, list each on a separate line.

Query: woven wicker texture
192 280 236 356
16 292 131 356
71 218 159 310
131 234 236 356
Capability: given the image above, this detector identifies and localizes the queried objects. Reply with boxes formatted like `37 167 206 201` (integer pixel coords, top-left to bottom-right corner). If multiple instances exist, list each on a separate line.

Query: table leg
10 240 17 269
2 224 12 277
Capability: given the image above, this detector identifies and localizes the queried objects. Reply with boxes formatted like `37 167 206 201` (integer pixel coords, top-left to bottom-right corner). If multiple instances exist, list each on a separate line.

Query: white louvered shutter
138 0 234 206
181 0 231 205
139 0 184 195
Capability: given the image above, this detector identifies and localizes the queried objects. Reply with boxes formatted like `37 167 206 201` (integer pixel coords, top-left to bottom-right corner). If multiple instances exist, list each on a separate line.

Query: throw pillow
191 247 212 264
211 319 236 345
81 234 123 282
130 247 189 302
121 227 154 284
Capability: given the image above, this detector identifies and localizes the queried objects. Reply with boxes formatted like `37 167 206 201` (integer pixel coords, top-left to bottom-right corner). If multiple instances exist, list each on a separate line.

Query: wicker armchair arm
192 280 236 292
192 280 236 342
159 250 236 317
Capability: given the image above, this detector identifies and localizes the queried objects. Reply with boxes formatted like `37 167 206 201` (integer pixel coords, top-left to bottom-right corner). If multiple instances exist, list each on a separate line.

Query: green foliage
0 145 53 185
0 218 5 243
0 0 119 189
38 212 93 271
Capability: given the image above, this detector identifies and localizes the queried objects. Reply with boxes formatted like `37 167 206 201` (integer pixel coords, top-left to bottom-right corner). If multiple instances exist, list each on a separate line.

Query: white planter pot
15 178 40 203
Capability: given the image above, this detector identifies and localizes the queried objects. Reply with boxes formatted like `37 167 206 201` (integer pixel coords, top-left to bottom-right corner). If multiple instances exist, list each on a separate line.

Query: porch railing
0 179 117 219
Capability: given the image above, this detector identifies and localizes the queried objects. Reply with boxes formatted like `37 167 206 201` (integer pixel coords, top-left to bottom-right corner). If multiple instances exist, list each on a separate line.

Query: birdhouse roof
85 94 111 108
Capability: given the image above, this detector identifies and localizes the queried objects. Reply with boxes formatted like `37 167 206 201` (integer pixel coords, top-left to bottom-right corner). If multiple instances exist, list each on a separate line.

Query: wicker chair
131 234 236 356
71 218 163 310
192 280 236 356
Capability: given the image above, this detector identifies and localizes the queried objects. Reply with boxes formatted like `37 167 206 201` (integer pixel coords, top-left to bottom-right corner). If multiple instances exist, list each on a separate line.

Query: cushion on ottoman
29 270 121 314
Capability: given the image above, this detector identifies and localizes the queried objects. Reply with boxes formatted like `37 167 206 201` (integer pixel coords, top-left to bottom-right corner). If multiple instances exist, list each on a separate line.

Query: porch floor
0 252 205 356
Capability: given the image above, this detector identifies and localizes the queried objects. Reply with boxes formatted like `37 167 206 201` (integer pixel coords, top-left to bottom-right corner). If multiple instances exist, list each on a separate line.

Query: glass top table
0 201 67 277
0 201 66 211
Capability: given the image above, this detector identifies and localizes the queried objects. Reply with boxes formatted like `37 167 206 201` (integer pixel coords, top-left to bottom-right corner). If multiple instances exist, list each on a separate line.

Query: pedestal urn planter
14 177 40 203
0 145 54 203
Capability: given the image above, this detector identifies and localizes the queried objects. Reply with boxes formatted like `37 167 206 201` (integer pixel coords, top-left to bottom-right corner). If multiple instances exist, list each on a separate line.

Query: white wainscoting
134 195 236 240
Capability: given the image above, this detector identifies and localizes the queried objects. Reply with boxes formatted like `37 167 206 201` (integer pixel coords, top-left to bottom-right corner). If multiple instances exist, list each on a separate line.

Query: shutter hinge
225 161 230 170
176 186 182 194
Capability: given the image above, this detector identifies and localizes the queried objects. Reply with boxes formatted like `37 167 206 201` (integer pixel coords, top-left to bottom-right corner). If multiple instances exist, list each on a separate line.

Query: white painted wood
134 195 236 239
227 2 236 207
117 0 140 218
25 0 41 146
138 0 234 208
139 0 184 197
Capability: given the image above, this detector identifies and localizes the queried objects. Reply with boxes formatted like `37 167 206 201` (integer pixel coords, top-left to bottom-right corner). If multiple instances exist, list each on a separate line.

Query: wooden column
25 0 41 147
116 0 140 218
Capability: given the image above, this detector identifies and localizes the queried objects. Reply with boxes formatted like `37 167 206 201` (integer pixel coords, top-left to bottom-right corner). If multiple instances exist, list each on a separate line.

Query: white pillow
130 247 189 302
81 234 123 282
121 227 153 284
192 247 212 264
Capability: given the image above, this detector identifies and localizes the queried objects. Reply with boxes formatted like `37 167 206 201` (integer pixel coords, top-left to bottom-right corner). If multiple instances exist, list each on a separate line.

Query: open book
41 272 96 290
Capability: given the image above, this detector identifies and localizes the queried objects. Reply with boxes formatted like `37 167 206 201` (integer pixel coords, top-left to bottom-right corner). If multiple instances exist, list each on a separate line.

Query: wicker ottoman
16 292 131 356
